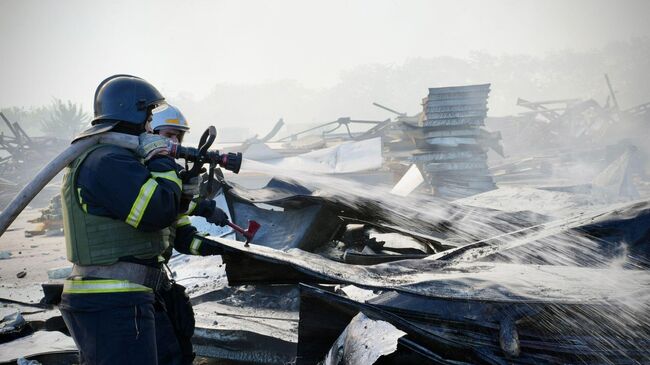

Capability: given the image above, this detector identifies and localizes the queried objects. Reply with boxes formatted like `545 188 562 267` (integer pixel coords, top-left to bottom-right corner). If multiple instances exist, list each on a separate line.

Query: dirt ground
0 207 69 304
0 207 247 364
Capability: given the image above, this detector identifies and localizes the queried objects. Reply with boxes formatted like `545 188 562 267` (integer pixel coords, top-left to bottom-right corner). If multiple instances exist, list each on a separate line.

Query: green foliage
40 99 90 139
1 100 89 139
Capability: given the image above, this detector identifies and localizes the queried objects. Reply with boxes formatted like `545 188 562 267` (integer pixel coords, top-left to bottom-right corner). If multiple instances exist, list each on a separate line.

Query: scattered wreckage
0 113 68 209
186 78 650 363
228 84 504 200
487 74 650 192
187 174 649 364
3 171 649 364
1 81 650 364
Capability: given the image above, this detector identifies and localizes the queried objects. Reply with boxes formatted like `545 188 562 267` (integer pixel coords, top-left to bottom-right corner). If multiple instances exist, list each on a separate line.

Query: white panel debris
241 143 284 161
0 331 76 363
390 164 424 197
255 138 382 174
592 149 639 199
323 312 406 365
338 285 379 302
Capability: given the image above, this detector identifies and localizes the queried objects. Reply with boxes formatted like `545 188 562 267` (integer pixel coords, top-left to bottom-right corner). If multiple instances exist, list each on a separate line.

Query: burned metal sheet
297 283 650 364
435 199 650 269
226 177 317 207
165 252 299 364
222 179 447 253
219 176 550 258
572 201 650 268
191 285 299 364
0 331 76 364
209 233 650 304
230 200 341 251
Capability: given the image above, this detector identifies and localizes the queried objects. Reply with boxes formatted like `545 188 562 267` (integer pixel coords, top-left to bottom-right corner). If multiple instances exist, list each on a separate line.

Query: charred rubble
0 112 67 208
199 176 650 364
1 81 650 364
488 75 650 193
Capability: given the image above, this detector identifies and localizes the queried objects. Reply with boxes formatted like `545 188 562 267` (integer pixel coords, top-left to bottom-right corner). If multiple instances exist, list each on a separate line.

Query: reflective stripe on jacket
63 278 152 294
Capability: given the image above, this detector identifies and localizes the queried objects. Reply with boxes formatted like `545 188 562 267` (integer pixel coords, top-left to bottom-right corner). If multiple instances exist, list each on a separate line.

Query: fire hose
0 127 249 238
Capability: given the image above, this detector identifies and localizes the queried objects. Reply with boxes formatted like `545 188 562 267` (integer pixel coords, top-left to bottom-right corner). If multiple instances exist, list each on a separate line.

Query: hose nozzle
170 144 242 174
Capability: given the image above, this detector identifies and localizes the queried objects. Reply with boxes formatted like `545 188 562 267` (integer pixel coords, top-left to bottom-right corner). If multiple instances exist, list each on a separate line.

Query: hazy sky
1 0 649 122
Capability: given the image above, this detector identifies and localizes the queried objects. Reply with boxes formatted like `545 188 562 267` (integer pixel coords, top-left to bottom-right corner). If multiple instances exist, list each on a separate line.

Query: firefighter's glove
193 200 228 226
180 175 201 214
182 175 201 197
137 133 172 162
206 206 228 227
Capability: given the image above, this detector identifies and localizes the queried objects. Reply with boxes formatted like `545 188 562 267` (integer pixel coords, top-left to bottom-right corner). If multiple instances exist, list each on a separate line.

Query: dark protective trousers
60 291 185 365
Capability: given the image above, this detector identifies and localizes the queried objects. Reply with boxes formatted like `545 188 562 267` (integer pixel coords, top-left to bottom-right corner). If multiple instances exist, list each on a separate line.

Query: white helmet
149 104 190 132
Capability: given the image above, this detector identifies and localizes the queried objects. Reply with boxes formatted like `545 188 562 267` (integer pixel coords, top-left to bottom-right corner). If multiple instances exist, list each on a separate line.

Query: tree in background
174 38 650 132
40 99 89 139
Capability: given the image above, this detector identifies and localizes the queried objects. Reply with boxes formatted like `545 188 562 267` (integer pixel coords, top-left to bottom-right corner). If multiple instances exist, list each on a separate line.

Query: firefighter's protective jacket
62 142 222 294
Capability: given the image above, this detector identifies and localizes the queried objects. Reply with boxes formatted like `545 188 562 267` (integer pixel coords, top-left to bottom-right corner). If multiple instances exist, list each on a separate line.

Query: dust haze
1 0 649 143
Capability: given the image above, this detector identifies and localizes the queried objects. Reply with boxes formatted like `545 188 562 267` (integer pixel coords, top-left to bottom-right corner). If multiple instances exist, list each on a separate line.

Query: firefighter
60 75 227 365
146 103 230 363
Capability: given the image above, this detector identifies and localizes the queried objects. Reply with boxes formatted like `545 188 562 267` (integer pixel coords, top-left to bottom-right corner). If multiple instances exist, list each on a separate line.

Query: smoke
170 38 650 145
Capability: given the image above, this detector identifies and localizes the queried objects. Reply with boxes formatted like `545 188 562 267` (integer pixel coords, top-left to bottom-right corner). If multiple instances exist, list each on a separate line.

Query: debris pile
199 179 650 364
412 84 499 199
222 85 507 200
25 194 64 238
514 97 616 148
486 75 650 193
0 112 67 208
490 155 555 184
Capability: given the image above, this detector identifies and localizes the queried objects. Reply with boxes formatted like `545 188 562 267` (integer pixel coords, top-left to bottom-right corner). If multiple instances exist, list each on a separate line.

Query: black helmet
92 74 164 125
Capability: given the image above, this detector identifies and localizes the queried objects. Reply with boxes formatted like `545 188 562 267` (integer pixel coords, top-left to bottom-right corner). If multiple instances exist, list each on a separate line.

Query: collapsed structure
0 112 67 208
175 175 650 363
488 75 650 192
230 85 503 200
1 82 650 364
